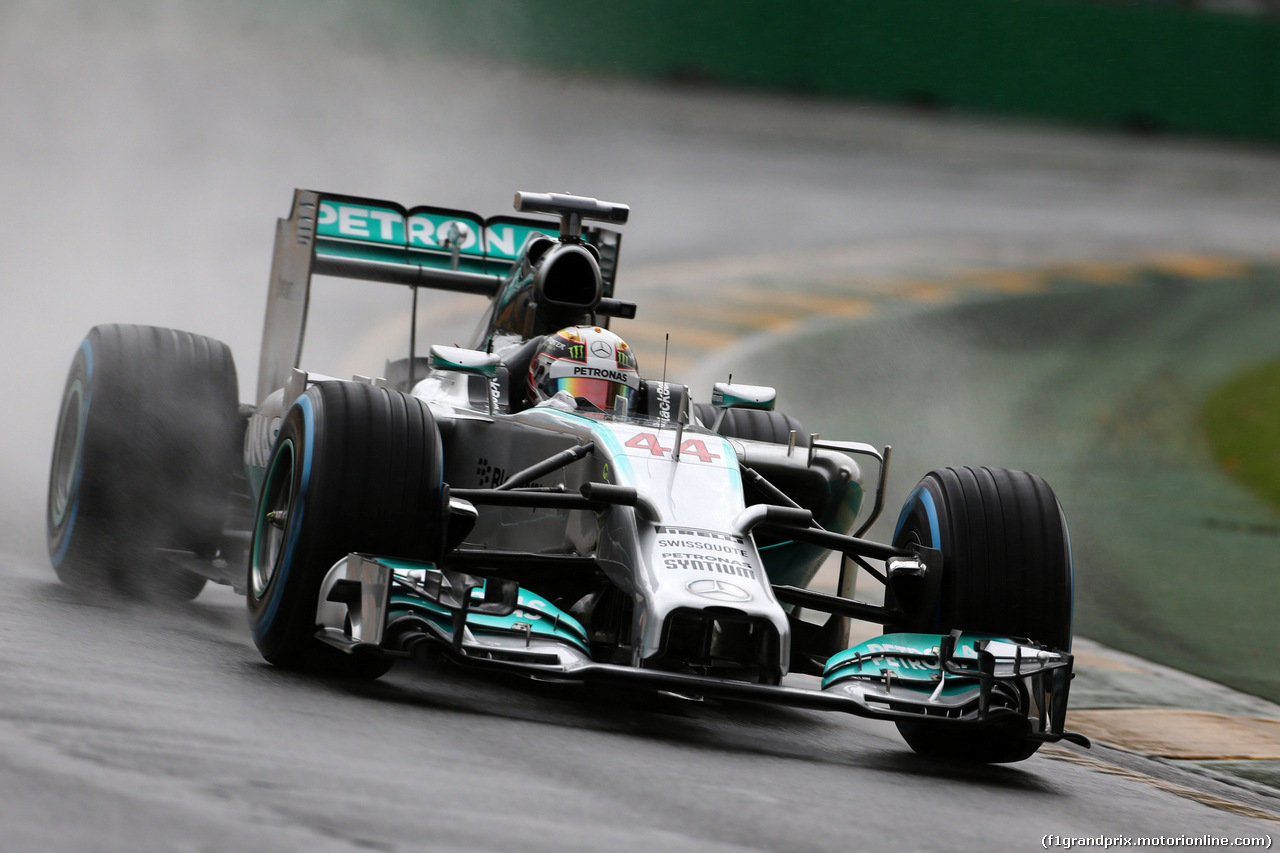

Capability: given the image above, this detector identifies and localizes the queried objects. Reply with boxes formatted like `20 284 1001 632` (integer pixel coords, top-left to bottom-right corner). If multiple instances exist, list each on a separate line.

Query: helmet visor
553 375 634 410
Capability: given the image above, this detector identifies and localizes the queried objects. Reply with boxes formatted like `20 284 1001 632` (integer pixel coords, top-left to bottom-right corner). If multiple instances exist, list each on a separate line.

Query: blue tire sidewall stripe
919 487 941 627
253 393 313 639
1061 502 1075 650
920 487 940 547
891 483 942 629
50 338 94 569
892 485 940 548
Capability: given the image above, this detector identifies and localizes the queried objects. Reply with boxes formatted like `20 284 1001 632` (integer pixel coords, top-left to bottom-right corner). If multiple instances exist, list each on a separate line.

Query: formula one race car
47 189 1088 763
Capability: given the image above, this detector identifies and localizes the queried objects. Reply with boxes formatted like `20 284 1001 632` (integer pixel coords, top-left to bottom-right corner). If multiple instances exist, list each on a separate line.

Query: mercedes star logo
686 578 753 602
590 340 614 358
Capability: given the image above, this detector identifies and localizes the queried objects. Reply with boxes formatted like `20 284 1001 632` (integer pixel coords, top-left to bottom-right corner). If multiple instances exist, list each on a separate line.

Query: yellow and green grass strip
1204 358 1280 510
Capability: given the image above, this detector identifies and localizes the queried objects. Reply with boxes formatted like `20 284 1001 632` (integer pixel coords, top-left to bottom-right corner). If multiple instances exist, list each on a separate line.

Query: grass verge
1203 357 1280 511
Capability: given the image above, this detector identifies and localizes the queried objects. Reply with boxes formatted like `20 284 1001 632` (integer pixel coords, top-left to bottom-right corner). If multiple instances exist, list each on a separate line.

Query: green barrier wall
419 0 1280 141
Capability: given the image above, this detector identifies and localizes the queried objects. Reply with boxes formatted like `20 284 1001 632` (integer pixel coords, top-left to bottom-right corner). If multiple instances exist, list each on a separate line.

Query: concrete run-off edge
1055 636 1280 822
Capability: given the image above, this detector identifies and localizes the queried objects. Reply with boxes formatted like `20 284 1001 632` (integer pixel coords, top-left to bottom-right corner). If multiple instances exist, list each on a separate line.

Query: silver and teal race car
47 189 1088 763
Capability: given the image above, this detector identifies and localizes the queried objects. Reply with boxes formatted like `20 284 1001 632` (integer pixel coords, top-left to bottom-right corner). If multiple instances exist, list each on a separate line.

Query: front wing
315 554 1089 747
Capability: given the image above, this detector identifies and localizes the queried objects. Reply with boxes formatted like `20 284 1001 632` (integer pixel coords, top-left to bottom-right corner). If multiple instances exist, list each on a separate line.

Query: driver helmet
528 325 640 411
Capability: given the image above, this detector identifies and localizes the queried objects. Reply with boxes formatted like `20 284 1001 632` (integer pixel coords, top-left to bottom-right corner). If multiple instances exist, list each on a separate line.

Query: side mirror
708 382 776 434
428 345 501 379
711 382 776 411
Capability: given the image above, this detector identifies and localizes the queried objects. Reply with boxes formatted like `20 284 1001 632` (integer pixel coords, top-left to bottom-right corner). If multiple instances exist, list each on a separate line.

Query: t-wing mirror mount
513 191 630 243
708 382 777 433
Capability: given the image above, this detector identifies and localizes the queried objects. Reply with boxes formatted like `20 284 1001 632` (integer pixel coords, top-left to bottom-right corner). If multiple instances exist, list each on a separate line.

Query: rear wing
256 189 622 404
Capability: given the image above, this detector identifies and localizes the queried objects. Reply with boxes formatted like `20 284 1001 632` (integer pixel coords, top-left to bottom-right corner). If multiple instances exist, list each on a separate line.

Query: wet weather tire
694 403 808 446
246 381 446 679
46 325 239 601
888 466 1073 763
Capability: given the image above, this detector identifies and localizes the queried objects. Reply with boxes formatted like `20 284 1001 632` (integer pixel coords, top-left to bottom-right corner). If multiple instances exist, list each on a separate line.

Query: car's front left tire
246 380 446 679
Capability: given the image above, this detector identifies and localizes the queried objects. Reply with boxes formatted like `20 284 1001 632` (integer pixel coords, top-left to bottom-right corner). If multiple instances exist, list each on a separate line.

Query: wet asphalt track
2 565 1277 852
4 2 1280 849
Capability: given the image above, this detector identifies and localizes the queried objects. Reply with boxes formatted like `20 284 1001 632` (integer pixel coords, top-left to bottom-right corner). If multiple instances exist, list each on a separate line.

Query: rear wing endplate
256 189 622 404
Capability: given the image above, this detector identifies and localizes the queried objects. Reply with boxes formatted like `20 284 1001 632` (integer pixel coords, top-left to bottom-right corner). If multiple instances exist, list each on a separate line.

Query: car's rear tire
47 325 239 602
693 403 808 446
246 381 446 679
887 466 1073 763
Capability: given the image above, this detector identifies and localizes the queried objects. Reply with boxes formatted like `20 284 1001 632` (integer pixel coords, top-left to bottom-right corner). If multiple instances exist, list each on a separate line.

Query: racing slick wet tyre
694 403 808 446
47 325 240 602
247 381 446 679
887 466 1073 763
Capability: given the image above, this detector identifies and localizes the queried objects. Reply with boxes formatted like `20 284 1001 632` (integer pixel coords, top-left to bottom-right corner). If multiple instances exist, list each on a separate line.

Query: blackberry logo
655 382 671 422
